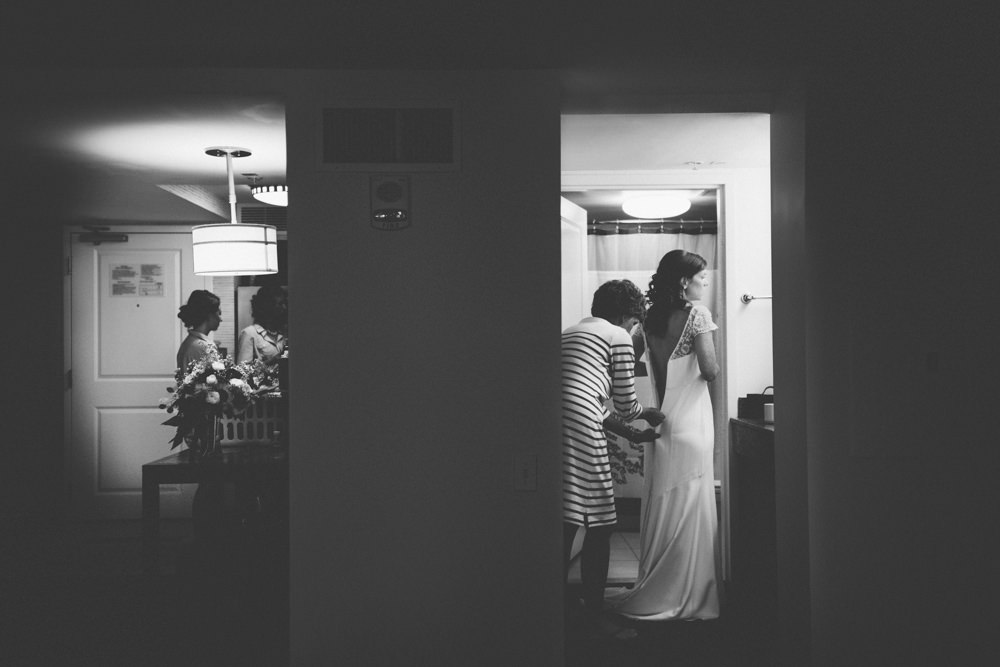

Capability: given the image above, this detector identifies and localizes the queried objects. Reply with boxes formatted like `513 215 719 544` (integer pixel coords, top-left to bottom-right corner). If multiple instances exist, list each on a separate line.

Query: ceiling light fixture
621 192 692 219
251 183 288 207
192 147 278 276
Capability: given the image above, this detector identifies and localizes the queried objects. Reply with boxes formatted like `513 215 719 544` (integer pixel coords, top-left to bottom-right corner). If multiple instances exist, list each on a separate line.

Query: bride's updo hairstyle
177 290 221 328
644 250 707 336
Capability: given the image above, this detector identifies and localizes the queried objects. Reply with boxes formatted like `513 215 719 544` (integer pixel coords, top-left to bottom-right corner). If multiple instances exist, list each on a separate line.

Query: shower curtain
588 231 721 498
587 231 718 313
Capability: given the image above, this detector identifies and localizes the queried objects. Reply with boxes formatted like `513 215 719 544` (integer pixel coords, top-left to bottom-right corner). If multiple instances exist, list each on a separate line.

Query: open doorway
560 111 772 631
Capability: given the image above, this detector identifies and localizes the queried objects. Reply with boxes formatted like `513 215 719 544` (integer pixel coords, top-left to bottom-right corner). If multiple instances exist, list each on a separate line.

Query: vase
186 416 221 459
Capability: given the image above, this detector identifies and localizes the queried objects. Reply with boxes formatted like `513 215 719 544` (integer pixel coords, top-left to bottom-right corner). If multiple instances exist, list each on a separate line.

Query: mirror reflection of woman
236 285 287 365
606 249 722 622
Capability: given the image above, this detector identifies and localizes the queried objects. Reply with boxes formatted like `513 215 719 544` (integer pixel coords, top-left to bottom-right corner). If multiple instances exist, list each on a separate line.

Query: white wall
722 166 774 408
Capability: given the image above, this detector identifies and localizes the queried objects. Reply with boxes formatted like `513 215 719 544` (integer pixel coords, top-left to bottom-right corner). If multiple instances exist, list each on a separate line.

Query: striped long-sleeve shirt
561 317 643 527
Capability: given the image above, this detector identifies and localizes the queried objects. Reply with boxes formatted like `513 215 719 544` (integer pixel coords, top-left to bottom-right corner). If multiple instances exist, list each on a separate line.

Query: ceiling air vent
320 105 459 171
238 204 288 230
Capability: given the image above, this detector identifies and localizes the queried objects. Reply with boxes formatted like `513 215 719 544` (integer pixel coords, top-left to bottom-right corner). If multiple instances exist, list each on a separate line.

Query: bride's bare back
644 308 691 404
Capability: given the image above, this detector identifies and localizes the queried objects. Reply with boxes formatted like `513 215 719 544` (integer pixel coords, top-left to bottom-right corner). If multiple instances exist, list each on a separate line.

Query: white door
67 227 210 519
560 196 588 331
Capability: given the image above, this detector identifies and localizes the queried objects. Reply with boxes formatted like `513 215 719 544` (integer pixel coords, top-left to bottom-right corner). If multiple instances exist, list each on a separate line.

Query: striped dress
561 317 644 527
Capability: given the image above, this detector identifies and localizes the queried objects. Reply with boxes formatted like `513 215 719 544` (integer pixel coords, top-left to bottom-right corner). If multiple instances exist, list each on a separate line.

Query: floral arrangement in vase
159 351 276 454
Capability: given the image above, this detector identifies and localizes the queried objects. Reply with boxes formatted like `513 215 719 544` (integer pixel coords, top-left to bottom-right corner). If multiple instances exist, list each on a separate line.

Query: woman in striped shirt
562 279 664 630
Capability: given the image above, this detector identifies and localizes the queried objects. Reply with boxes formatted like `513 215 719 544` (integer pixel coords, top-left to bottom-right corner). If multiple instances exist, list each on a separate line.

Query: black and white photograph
2 2 995 666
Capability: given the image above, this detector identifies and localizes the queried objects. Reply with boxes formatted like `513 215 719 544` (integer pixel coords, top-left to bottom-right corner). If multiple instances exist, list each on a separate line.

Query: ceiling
9 93 287 224
561 189 719 226
7 92 767 226
560 113 769 225
562 113 770 172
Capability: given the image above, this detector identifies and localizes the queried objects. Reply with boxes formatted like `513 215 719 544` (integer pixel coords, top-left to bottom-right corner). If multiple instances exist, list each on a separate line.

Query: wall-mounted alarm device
370 175 411 231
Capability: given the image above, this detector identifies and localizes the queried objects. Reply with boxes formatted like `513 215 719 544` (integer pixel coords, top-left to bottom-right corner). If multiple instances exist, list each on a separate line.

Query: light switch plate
514 454 537 492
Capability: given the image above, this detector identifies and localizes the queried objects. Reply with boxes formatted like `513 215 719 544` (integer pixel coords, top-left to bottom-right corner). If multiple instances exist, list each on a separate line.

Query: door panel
70 230 210 519
97 408 169 491
99 252 181 375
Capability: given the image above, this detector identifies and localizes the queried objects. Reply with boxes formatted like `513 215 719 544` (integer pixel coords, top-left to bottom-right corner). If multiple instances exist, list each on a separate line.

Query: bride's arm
694 331 719 382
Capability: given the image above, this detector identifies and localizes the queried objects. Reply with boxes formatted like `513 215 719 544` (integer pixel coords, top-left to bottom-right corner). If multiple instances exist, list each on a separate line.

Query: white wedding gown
606 305 721 620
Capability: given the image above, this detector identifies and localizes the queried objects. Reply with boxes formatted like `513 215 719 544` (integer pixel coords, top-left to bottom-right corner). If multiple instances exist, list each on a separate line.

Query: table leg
142 472 160 576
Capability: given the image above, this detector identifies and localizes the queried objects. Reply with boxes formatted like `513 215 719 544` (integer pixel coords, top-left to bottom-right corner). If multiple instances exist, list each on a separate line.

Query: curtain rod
588 219 717 235
591 219 717 225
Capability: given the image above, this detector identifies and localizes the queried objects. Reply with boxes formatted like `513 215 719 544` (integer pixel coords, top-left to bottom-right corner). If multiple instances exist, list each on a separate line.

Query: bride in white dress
606 249 722 620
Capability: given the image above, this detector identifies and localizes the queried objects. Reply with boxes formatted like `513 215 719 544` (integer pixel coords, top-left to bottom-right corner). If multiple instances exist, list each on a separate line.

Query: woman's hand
631 428 660 443
604 414 662 443
640 408 666 426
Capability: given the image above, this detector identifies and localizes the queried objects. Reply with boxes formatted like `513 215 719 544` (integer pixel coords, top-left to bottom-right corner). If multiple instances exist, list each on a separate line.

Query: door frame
559 75 809 665
560 169 757 580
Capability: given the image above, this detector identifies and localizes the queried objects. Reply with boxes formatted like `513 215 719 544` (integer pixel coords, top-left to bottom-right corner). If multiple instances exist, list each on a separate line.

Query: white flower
229 378 246 387
205 391 220 404
211 361 225 372
205 374 218 385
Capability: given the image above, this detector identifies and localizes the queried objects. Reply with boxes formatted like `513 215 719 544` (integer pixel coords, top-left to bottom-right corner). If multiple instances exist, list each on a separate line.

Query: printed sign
139 263 165 297
111 263 165 297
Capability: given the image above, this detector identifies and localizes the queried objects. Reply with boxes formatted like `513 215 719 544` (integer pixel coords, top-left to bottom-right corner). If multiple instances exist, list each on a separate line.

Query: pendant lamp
192 147 278 276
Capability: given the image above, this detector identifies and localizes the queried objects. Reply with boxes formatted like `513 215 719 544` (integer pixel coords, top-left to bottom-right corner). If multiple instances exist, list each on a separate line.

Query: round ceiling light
251 184 288 207
621 192 691 219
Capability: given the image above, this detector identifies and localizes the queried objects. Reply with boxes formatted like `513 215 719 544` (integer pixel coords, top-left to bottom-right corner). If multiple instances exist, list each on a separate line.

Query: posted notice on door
111 263 165 297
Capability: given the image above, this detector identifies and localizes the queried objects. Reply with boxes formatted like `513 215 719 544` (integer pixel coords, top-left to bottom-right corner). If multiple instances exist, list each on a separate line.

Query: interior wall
723 167 773 406
285 70 564 666
799 50 998 665
5 154 67 526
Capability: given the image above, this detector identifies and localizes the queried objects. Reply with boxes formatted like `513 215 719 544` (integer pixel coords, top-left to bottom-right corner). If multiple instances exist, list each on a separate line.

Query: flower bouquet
159 350 273 455
606 436 645 485
604 414 646 485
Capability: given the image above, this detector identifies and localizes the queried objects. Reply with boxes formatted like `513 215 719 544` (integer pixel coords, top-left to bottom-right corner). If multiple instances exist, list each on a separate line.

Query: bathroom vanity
729 417 777 635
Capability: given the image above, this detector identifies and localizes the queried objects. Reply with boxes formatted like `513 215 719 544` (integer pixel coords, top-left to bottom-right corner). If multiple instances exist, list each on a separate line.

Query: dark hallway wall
284 70 564 666
3 153 71 525
798 17 998 665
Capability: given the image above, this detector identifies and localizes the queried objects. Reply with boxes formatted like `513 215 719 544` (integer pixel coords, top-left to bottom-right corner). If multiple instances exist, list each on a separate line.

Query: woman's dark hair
177 290 220 328
644 250 707 336
251 285 287 332
591 279 646 323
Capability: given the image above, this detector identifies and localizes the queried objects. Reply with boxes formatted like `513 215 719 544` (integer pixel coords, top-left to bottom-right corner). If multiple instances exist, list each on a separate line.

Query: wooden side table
142 444 288 576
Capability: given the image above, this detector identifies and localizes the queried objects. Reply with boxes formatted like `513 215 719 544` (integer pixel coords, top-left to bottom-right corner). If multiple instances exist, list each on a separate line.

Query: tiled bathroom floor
566 531 639 585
